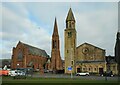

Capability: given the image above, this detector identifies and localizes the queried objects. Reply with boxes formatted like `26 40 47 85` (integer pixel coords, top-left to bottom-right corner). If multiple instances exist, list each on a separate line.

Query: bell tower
64 8 76 73
51 18 62 73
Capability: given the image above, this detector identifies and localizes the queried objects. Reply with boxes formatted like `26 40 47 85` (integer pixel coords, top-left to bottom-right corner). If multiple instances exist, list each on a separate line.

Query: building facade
11 41 49 72
76 43 106 74
50 18 63 72
106 56 118 75
115 31 120 76
115 32 120 64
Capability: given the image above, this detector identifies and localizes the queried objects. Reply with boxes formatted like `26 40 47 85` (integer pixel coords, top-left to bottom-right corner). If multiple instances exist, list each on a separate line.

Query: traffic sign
68 66 72 71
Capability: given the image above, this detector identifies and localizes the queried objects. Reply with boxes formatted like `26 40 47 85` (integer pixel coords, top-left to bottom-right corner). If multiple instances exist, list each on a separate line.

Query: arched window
53 40 55 48
68 32 72 38
18 51 23 61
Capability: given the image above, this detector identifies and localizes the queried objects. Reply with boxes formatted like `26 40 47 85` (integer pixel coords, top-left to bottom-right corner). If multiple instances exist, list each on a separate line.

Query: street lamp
71 48 73 79
17 63 19 69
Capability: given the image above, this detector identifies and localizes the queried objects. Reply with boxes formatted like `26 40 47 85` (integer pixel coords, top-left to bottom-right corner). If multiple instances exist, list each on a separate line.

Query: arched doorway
77 68 81 73
99 68 103 74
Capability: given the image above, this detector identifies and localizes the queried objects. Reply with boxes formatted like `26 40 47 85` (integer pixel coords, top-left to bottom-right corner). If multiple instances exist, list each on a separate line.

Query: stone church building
76 43 106 74
64 8 118 74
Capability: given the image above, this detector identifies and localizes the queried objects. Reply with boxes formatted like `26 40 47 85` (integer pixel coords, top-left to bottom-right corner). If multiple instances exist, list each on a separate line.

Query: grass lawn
2 76 119 84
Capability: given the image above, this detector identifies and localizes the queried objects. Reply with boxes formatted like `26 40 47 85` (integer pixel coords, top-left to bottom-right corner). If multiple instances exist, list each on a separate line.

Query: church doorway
77 68 81 73
99 68 103 74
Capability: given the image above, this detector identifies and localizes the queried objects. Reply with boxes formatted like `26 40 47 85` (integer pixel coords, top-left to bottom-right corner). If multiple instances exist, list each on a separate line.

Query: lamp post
71 48 73 79
17 63 19 69
105 61 107 81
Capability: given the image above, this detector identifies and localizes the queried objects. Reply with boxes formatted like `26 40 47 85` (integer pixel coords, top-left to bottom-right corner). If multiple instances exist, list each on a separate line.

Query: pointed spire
53 17 58 36
66 8 75 22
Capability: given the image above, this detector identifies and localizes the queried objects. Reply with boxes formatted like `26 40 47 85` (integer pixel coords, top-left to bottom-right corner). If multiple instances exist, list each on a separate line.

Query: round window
82 47 89 54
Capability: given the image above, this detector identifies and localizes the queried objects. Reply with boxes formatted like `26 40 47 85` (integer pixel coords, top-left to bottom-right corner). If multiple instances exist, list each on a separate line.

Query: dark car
100 71 113 77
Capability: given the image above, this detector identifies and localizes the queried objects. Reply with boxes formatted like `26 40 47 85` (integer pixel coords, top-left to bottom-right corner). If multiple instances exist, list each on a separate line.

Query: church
11 7 118 75
64 8 118 75
11 18 63 73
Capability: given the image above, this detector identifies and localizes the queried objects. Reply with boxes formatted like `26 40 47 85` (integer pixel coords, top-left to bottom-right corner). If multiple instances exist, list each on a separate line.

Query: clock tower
64 8 76 73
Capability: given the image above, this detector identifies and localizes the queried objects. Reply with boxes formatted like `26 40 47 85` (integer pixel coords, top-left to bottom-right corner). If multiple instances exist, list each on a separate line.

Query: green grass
2 76 119 83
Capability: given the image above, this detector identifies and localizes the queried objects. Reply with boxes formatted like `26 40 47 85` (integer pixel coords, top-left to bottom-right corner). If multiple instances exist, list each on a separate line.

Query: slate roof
20 41 49 58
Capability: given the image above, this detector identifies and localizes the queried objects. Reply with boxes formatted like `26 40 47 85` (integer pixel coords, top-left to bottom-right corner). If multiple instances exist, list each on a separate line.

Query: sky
1 1 119 60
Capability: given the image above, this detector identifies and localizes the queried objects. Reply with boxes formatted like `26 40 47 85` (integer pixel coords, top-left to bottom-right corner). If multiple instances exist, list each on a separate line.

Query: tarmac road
31 72 118 81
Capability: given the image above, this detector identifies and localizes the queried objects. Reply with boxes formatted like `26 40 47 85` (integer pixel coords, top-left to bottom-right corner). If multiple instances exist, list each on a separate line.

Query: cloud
76 6 118 55
1 2 118 60
2 3 51 59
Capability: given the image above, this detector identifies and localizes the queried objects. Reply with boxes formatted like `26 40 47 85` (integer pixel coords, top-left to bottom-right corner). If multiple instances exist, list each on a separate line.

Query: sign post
68 66 72 78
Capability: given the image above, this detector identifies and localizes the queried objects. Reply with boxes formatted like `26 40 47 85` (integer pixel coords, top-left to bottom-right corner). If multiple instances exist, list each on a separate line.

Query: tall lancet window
53 40 57 49
71 21 74 28
54 40 57 49
69 22 71 28
66 21 68 28
53 40 55 49
18 51 23 61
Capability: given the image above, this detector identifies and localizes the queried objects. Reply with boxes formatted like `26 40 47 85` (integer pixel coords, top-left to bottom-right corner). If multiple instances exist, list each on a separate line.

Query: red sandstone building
11 41 49 71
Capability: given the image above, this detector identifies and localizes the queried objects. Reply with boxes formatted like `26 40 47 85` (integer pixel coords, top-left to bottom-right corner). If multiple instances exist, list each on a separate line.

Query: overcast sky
1 1 119 60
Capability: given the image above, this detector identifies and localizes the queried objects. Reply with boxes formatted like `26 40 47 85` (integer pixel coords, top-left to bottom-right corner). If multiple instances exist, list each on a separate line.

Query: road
30 73 118 81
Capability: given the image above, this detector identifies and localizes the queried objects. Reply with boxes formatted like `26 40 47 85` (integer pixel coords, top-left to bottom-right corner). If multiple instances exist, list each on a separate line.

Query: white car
8 70 17 76
76 72 90 76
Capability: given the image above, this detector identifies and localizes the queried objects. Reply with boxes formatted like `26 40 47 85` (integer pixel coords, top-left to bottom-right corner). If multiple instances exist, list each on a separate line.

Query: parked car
44 69 49 73
8 70 17 76
100 71 113 77
13 70 26 79
76 72 90 76
16 68 33 75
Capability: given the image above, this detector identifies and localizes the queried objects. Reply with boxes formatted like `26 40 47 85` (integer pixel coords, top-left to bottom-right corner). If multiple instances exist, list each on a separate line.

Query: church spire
66 8 75 22
52 17 58 36
51 17 63 72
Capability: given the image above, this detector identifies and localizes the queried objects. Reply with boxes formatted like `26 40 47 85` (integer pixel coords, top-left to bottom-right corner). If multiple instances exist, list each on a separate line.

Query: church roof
77 42 105 51
52 17 59 36
66 8 75 22
19 41 49 58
